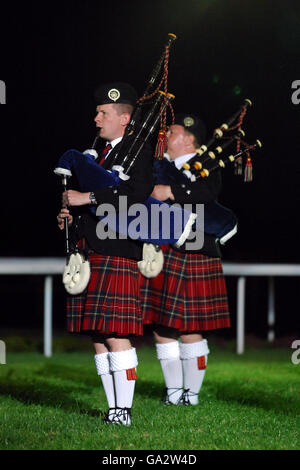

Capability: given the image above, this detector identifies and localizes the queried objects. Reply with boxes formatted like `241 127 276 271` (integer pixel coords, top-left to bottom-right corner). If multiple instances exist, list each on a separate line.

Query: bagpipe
55 38 195 248
154 99 262 245
55 33 262 290
55 33 197 290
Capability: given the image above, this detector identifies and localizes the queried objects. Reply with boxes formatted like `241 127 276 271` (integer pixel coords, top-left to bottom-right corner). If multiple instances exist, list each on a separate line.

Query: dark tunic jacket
167 158 222 258
70 139 154 260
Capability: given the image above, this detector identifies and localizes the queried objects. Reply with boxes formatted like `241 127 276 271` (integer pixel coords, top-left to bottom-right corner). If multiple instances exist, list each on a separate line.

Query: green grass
0 345 299 450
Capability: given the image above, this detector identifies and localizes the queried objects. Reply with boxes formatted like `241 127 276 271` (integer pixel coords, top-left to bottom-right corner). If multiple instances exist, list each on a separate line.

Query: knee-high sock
94 352 115 410
109 348 138 409
179 339 210 405
156 341 183 404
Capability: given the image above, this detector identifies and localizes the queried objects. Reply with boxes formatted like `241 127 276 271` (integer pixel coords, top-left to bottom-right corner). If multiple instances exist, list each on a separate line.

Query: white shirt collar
104 136 122 158
108 137 123 149
172 153 197 170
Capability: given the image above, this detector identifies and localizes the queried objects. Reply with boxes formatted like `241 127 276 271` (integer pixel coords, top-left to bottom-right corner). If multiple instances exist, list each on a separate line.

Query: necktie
98 143 112 165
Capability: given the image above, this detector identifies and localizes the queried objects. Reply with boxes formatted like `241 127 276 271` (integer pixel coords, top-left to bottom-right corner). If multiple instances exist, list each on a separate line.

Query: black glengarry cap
94 82 138 106
174 113 206 145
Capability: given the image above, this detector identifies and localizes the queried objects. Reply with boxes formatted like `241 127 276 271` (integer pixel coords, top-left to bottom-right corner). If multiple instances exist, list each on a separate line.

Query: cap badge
108 88 120 102
184 116 194 127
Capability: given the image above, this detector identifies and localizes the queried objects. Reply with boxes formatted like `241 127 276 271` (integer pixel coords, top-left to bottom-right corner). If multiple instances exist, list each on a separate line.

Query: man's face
94 104 128 141
166 124 189 160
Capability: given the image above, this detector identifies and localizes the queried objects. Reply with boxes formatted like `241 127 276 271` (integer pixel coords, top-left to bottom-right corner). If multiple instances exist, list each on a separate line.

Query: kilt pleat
140 245 230 332
67 254 143 336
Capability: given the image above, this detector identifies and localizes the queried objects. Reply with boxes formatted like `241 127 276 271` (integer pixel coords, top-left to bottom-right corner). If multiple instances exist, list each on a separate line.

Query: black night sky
0 0 300 336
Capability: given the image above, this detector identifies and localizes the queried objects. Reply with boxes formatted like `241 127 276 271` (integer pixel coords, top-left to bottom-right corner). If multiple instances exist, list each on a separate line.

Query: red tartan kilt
67 254 143 336
140 245 230 332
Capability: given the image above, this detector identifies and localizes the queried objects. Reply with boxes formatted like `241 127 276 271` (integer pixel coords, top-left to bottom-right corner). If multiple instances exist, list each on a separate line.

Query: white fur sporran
63 252 91 295
138 243 164 278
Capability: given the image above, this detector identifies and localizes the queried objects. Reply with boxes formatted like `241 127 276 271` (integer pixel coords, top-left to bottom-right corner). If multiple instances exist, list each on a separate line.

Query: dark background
0 0 299 338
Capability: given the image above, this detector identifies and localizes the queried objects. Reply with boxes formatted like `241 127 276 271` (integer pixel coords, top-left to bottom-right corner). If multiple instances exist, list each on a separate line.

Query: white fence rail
1 258 300 356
